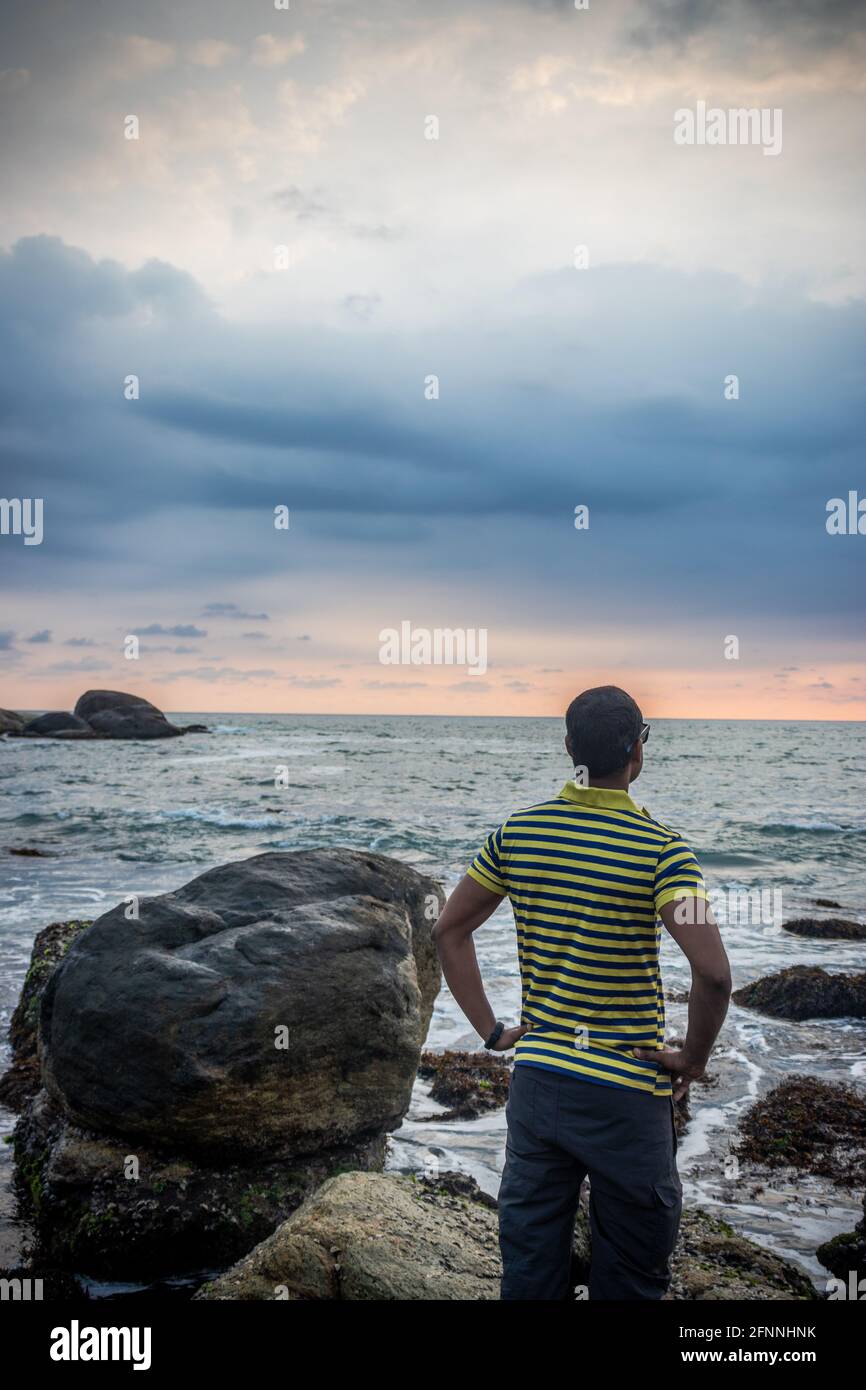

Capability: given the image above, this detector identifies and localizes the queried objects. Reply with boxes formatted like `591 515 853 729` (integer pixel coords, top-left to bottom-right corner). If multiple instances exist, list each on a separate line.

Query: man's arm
433 874 529 1052
634 896 732 1100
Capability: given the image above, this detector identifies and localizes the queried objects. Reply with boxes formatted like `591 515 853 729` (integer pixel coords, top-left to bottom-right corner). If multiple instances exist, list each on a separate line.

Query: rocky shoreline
1 689 208 740
1 857 863 1300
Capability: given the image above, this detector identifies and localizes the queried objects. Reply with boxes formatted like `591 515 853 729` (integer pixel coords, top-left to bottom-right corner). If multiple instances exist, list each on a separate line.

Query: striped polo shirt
467 782 707 1096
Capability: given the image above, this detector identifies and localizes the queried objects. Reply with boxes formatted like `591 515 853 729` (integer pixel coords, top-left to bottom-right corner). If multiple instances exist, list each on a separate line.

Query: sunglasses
624 722 650 755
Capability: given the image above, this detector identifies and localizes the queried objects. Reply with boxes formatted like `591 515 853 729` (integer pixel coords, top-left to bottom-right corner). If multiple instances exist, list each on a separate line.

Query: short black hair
565 685 643 778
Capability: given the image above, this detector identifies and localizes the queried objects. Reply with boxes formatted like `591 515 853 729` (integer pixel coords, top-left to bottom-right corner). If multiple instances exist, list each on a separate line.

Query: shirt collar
558 782 648 817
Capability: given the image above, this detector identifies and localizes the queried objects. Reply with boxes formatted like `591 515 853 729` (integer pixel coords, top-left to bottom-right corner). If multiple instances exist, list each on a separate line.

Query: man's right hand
633 1046 705 1101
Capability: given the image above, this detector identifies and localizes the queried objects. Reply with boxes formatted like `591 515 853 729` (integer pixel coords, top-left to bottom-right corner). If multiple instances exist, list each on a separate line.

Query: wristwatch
484 1020 505 1050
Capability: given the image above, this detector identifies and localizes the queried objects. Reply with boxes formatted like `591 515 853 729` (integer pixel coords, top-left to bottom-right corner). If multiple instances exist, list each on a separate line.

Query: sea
1 714 864 1295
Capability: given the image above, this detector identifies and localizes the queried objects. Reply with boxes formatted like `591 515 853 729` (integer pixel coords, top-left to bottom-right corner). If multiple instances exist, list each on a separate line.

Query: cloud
187 39 238 69
46 657 112 672
26 629 52 643
202 603 269 620
0 69 30 93
109 34 176 80
251 34 306 68
138 624 207 638
286 675 342 688
363 678 429 689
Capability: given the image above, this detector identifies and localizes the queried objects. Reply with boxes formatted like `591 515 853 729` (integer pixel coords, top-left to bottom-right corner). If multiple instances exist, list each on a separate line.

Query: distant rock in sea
4 849 443 1277
0 708 25 735
782 916 866 942
4 689 208 740
732 964 866 1020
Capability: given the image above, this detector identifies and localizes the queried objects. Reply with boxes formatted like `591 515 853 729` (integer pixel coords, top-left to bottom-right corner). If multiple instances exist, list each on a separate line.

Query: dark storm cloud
628 0 866 49
0 234 863 628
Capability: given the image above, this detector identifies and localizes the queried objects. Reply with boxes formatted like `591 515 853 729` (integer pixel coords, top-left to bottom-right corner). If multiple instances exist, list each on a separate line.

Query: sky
1 0 864 719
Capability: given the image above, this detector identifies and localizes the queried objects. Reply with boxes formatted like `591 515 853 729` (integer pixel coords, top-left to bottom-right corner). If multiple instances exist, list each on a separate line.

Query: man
433 685 731 1300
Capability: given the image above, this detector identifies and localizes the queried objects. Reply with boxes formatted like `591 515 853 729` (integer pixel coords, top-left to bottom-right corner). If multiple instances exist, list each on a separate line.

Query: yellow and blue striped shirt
468 782 707 1096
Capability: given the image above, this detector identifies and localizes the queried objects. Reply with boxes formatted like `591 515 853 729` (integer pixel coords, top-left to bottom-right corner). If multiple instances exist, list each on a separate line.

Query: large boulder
732 965 866 1020
73 689 182 739
22 711 94 738
39 849 443 1158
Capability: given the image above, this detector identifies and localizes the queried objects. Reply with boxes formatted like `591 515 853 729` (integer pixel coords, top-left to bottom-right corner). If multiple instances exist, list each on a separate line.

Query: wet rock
416 1049 511 1121
197 1170 817 1302
735 1076 866 1189
782 917 866 942
666 1208 817 1300
817 1193 866 1283
40 850 442 1157
732 964 866 1020
13 1089 385 1279
8 846 52 857
0 920 92 1112
813 898 842 909
194 1170 501 1301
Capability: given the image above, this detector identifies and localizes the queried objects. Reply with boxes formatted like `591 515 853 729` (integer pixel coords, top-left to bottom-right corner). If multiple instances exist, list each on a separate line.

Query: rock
813 898 842 909
8 846 52 857
39 849 442 1157
782 917 866 942
0 920 92 1112
416 1049 511 1121
732 965 866 1020
13 1089 385 1279
0 707 25 734
73 689 183 740
178 723 208 734
735 1076 866 1188
666 1208 817 1300
194 1170 502 1301
817 1193 866 1283
21 712 94 738
196 1170 817 1302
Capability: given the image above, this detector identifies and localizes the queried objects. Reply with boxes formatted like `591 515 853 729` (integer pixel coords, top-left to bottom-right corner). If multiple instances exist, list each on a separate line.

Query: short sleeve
467 824 507 896
654 834 707 914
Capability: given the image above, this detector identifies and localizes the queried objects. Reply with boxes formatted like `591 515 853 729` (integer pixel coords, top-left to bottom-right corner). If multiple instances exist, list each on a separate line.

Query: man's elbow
694 965 732 997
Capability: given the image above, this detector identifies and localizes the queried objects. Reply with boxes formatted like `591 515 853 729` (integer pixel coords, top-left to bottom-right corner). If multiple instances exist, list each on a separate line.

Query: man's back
468 781 706 1096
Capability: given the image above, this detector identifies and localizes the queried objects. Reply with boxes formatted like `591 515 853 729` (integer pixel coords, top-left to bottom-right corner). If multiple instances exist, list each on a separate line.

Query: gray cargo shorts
498 1062 682 1300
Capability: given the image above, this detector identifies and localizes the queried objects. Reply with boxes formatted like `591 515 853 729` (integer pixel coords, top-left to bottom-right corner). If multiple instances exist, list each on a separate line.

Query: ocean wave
756 819 862 835
140 807 284 830
212 725 249 734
